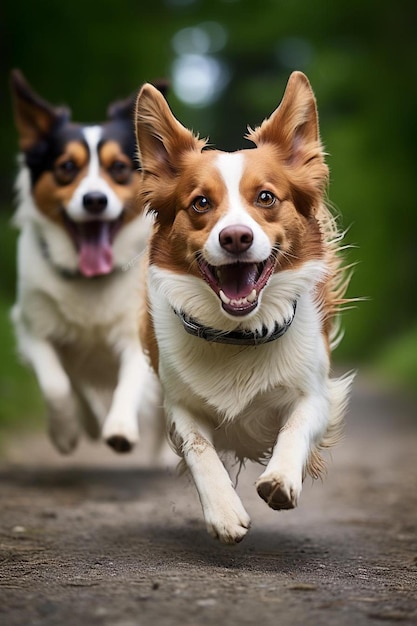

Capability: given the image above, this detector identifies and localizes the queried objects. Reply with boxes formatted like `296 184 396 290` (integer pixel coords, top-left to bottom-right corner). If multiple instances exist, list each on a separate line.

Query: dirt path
1 375 417 626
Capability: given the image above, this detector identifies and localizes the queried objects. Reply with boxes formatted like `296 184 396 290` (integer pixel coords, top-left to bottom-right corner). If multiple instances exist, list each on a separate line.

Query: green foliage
0 213 44 431
0 296 44 431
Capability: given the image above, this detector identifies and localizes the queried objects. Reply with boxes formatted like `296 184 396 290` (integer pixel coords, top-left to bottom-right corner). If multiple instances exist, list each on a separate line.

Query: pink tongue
219 263 258 299
78 222 114 277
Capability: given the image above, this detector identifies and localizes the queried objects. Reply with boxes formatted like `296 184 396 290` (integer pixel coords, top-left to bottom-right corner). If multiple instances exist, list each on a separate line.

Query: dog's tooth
246 289 257 303
221 291 258 308
231 297 248 307
219 290 231 305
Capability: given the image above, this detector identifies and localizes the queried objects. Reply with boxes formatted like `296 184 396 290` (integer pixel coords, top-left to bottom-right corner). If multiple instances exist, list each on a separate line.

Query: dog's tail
306 370 356 479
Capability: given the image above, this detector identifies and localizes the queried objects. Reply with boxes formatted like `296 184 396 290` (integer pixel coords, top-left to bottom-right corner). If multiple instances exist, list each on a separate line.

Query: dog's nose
219 225 254 254
83 191 108 214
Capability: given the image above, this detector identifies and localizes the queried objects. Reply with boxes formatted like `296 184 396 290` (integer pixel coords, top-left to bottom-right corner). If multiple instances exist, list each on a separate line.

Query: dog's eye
192 196 211 213
109 160 132 185
256 190 276 208
54 160 78 185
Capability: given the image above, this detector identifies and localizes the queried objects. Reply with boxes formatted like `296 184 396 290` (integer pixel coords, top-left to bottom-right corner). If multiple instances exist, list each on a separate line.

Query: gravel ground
1 375 416 626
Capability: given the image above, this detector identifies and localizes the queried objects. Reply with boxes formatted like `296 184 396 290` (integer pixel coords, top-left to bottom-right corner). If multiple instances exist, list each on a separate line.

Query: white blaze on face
66 126 124 222
203 152 272 266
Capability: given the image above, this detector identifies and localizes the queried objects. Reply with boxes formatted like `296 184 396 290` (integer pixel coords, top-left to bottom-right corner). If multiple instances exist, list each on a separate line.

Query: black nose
83 191 108 214
219 225 254 254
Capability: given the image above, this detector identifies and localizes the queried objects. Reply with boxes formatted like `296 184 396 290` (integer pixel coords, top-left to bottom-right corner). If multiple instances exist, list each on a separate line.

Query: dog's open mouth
197 254 277 316
62 213 124 277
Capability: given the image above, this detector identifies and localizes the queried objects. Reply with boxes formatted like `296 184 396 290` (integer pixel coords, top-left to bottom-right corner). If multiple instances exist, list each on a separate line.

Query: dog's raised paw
256 475 300 510
106 435 134 454
48 416 80 455
102 417 139 454
47 396 81 454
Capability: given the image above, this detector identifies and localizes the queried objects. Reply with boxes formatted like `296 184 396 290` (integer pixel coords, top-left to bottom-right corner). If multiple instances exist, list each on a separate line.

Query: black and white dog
10 70 166 455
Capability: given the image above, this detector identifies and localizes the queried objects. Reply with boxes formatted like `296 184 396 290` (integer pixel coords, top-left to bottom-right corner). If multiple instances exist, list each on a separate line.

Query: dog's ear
10 69 70 152
248 72 328 216
107 79 169 122
247 71 323 166
151 78 170 99
135 83 205 179
107 95 136 121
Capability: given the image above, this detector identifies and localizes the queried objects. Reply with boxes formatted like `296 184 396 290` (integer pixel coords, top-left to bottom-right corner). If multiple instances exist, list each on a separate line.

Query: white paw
256 472 302 511
47 396 81 454
203 494 251 544
102 416 139 454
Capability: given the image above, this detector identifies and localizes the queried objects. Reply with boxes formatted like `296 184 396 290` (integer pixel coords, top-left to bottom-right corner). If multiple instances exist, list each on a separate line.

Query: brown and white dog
135 71 354 543
10 70 166 455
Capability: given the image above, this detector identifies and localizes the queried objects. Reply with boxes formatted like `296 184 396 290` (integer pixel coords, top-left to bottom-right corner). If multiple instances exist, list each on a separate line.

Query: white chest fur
148 265 330 425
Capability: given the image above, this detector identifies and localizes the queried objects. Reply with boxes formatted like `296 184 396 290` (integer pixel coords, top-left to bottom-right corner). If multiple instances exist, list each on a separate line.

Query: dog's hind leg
256 393 330 510
169 405 251 544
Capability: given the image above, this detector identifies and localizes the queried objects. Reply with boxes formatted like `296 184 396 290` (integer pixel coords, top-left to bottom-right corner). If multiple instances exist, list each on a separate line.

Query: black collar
38 235 82 279
175 301 297 346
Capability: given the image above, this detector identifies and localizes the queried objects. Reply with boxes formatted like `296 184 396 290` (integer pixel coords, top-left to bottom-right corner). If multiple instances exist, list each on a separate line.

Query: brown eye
192 196 211 213
256 190 276 208
109 160 132 184
54 159 78 185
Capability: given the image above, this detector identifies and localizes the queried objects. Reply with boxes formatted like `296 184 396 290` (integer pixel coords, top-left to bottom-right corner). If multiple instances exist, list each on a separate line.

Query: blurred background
0 0 416 432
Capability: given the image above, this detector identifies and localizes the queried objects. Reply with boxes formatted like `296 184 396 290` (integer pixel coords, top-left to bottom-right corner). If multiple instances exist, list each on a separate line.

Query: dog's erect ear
107 79 169 122
10 69 70 152
135 83 205 178
151 78 170 99
247 72 322 166
249 72 328 217
107 95 136 121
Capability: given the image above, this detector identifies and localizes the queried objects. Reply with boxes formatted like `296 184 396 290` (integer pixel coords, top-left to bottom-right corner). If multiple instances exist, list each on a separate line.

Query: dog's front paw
105 434 136 453
204 496 251 544
102 416 139 454
47 396 81 454
256 474 302 511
